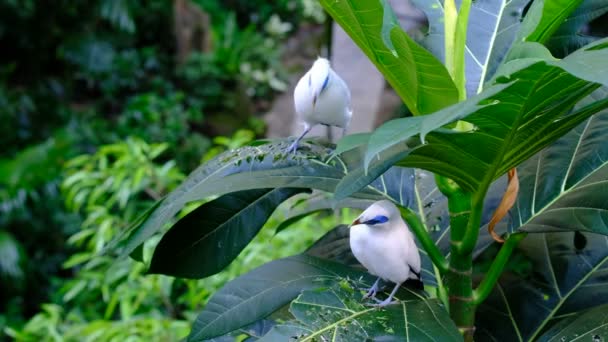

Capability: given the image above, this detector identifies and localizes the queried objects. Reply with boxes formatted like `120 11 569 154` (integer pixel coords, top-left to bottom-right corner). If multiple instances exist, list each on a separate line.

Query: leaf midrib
519 151 608 231
175 189 275 259
476 0 511 94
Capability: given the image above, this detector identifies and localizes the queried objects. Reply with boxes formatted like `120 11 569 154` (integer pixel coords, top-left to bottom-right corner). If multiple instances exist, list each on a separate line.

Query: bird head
350 200 400 228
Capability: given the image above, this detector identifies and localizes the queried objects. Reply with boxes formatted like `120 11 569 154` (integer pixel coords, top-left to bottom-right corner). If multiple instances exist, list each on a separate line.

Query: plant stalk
436 175 476 341
473 233 526 305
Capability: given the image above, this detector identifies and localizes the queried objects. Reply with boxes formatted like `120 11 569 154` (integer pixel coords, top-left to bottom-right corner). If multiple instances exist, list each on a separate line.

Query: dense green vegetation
0 1 333 340
111 0 608 341
4 0 608 341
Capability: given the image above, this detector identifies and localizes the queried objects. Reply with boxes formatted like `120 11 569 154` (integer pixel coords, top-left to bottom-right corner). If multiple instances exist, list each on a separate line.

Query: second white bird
288 57 352 153
349 200 421 306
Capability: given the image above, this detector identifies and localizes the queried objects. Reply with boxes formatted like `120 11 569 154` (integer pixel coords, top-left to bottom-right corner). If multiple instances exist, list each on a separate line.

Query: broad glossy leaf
319 0 458 115
353 51 608 196
332 132 371 156
475 232 608 341
148 188 307 278
536 303 608 341
186 255 375 341
114 142 414 258
509 87 608 236
411 0 531 95
259 283 461 341
361 83 510 171
546 0 608 57
518 0 584 44
395 47 608 192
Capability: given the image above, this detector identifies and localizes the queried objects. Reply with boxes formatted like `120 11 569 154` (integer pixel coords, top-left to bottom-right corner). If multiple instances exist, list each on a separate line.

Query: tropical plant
109 0 608 341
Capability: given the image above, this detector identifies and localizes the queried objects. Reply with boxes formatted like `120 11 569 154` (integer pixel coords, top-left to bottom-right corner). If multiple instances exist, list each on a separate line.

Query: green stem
473 233 526 305
436 175 476 341
456 194 484 254
399 207 448 273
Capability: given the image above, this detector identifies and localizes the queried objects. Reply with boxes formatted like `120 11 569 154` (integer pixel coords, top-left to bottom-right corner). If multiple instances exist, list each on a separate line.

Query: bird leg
362 277 381 300
286 125 312 153
373 282 402 307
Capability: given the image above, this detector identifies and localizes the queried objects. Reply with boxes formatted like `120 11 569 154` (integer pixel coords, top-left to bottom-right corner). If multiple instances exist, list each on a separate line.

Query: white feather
349 200 421 285
293 57 352 130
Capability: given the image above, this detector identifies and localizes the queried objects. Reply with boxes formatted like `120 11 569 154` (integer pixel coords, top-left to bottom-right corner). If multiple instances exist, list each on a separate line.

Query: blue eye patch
364 215 389 225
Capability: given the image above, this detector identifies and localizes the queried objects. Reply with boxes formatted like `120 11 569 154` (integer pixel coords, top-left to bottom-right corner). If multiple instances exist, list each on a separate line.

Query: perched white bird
288 57 352 153
349 200 422 306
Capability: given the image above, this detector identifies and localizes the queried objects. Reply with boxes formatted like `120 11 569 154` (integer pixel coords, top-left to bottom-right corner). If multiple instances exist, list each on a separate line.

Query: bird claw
285 141 299 154
365 297 400 307
362 289 377 300
372 300 400 307
361 279 380 301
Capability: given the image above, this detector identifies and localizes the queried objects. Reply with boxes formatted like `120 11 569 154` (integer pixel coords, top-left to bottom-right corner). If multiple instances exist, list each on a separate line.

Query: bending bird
349 200 422 307
288 57 352 153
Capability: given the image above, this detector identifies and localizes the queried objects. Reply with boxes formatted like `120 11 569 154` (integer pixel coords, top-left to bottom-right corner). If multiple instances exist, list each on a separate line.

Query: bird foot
362 288 377 300
361 281 380 301
285 142 299 154
365 297 400 307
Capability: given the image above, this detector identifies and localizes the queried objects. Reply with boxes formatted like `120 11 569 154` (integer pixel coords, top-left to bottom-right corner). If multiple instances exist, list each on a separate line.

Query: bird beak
349 219 361 228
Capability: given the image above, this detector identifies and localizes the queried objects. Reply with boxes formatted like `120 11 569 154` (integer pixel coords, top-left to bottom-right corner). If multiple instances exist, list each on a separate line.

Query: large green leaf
258 283 461 341
411 0 532 96
114 140 428 259
147 188 307 278
475 232 608 341
359 83 510 172
319 0 458 115
187 255 377 341
518 0 584 44
546 0 608 57
536 303 608 341
509 87 608 236
469 88 608 258
357 41 608 194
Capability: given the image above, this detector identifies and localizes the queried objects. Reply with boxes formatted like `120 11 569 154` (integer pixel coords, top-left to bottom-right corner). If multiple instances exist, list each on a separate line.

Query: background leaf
148 188 307 278
509 87 608 236
411 0 532 96
546 0 608 57
475 232 608 341
536 302 608 341
519 0 584 44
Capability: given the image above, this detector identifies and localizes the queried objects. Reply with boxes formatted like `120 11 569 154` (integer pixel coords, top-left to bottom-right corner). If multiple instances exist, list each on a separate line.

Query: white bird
288 57 352 153
349 200 422 306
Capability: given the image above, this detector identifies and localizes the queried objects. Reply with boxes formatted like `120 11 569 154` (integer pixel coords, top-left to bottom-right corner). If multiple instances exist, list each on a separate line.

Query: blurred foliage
4 138 351 341
1 0 328 340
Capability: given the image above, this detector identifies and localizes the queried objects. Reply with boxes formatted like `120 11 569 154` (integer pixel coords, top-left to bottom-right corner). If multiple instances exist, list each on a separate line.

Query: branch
473 233 527 305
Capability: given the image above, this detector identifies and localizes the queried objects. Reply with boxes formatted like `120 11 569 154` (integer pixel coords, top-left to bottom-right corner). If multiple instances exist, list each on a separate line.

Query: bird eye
364 215 389 225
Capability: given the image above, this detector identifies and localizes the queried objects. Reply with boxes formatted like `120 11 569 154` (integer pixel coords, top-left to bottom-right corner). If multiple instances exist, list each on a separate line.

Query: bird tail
404 278 424 291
